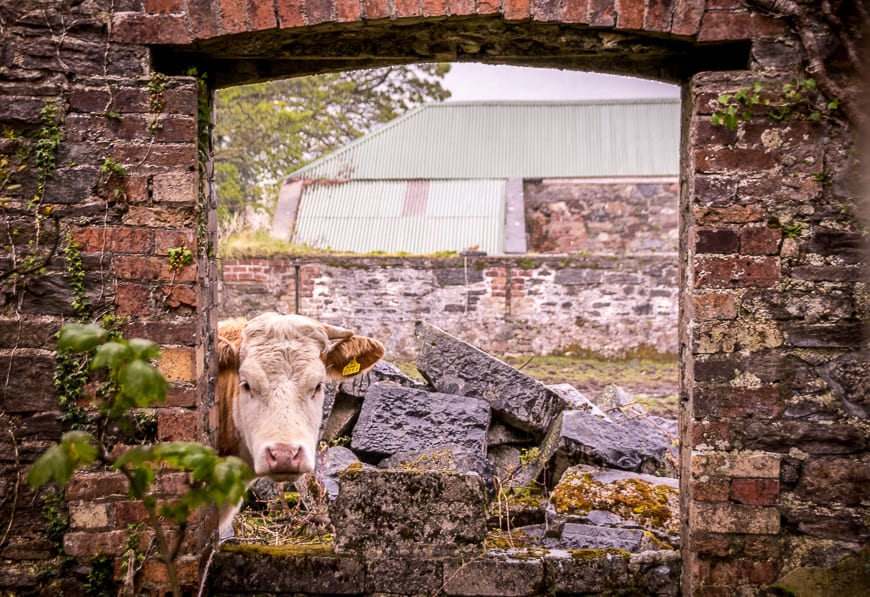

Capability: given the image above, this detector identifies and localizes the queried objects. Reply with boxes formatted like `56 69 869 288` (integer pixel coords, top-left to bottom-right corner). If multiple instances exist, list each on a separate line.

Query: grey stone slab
320 392 361 443
330 469 487 558
350 382 490 460
548 410 672 480
415 321 567 436
549 522 645 551
339 359 425 398
365 557 444 595
548 383 610 420
543 549 631 594
210 545 365 594
380 443 495 481
442 556 545 596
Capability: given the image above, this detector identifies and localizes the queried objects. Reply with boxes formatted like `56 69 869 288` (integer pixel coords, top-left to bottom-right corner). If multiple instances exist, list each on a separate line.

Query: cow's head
217 312 383 481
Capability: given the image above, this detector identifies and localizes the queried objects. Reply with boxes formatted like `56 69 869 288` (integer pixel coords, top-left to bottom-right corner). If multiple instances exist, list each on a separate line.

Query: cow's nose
264 443 306 475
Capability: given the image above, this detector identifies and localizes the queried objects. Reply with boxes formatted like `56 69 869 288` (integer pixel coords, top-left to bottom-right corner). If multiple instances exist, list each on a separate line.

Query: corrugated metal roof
289 100 680 180
293 179 506 254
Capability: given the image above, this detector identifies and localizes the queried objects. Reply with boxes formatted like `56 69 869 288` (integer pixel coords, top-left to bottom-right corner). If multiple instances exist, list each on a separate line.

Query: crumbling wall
220 254 680 360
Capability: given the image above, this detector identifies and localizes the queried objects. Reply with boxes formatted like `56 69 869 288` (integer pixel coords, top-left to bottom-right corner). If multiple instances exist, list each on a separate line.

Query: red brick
140 555 200 585
742 536 782 559
697 10 753 42
694 478 731 502
158 409 199 442
115 255 197 283
247 0 278 29
531 0 561 21
364 0 391 18
116 282 155 316
220 0 249 33
694 386 783 419
691 531 733 557
693 255 781 289
306 0 336 23
276 0 305 26
690 420 732 448
643 0 673 32
476 0 501 15
71 226 154 254
449 0 475 15
166 384 198 408
614 0 642 29
693 146 778 173
670 0 704 36
695 228 739 254
587 0 615 26
730 478 780 506
188 0 223 38
67 472 129 500
111 13 193 44
144 0 186 13
113 500 149 528
337 0 363 20
154 229 197 254
694 205 766 225
504 0 530 20
162 283 198 309
691 292 737 320
740 226 781 255
64 530 128 557
69 86 111 113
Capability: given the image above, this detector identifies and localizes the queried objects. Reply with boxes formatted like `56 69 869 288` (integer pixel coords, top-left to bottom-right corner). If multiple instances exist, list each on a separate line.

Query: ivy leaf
710 113 723 126
27 444 74 488
92 341 131 370
724 112 739 131
128 338 161 361
57 323 106 353
716 93 732 105
119 360 167 407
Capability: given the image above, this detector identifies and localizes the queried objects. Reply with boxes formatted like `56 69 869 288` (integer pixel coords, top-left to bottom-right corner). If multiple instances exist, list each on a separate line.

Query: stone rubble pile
312 321 680 556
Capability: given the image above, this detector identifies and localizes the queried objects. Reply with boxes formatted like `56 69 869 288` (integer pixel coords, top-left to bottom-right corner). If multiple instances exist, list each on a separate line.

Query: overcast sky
441 63 680 102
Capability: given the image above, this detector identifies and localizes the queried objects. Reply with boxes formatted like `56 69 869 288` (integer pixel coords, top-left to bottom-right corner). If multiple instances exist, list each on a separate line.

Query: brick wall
220 255 680 360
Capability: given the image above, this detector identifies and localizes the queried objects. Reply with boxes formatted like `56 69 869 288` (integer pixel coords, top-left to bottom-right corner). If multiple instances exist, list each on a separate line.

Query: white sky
442 63 680 102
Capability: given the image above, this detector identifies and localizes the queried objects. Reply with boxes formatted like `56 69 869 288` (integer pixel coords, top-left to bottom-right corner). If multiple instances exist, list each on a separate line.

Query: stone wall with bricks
0 0 866 595
220 254 680 360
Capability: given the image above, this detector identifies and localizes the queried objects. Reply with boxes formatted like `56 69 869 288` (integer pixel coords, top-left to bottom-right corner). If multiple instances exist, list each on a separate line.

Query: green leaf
716 93 732 105
91 341 131 370
57 323 106 353
118 360 167 407
114 445 154 470
724 113 739 131
128 338 161 361
827 99 839 110
710 113 723 126
28 444 74 488
809 111 821 122
63 430 98 465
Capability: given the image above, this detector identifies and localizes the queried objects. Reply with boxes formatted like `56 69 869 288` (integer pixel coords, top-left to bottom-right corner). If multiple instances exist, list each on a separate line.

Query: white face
234 315 329 481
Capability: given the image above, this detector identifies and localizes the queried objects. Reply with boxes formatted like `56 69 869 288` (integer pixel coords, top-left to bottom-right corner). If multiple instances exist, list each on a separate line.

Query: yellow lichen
220 541 335 558
569 548 632 560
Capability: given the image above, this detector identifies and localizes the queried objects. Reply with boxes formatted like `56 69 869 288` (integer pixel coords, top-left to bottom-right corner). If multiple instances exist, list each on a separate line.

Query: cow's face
222 313 383 481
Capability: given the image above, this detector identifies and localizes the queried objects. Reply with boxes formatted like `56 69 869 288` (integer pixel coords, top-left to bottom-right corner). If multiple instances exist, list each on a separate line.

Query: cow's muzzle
263 443 307 476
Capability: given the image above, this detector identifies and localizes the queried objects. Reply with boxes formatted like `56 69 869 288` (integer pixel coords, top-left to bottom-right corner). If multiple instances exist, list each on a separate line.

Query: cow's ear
217 335 239 371
324 336 385 381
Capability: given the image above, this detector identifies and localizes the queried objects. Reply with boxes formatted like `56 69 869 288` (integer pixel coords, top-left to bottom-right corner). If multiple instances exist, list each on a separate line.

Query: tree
214 64 451 227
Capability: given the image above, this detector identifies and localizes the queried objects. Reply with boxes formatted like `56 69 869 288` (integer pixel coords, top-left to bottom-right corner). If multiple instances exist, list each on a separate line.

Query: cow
216 312 384 538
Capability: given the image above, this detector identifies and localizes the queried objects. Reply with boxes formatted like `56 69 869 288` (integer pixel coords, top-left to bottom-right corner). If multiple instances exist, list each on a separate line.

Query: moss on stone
569 548 631 560
220 541 335 558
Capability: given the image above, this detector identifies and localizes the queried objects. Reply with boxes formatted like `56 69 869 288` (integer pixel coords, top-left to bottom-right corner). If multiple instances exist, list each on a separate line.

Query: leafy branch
29 323 252 597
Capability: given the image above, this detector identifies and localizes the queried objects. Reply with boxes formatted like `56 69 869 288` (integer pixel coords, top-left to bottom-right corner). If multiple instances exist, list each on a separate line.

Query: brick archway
1 1 866 595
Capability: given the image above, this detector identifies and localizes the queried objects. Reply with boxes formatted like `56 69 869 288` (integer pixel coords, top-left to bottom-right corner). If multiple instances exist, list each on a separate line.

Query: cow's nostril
264 443 306 475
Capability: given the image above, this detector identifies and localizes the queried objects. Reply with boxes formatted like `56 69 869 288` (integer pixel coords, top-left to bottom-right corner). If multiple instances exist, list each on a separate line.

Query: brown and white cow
216 312 384 537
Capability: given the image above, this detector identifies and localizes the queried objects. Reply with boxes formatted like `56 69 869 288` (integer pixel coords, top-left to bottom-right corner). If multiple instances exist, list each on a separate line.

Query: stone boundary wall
220 254 680 361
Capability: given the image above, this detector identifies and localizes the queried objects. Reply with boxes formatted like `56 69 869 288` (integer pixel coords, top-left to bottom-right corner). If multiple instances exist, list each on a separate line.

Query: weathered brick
157 408 198 442
152 171 198 204
145 0 186 13
694 205 766 225
730 478 779 506
691 292 737 320
188 0 223 38
561 0 589 23
694 146 778 173
670 0 705 36
306 0 337 23
64 530 129 557
338 0 363 20
276 0 305 26
587 0 615 26
162 283 198 309
740 225 781 255
166 384 198 408
69 502 112 530
115 282 154 316
220 0 248 33
71 225 153 254
247 0 278 29
795 457 870 505
691 531 733 557
784 323 865 348
694 386 783 419
531 0 561 21
694 255 780 288
364 0 391 18
695 228 739 253
140 556 200 585
449 0 475 15
614 0 643 29
153 229 196 254
442 557 545 596
690 501 780 534
690 420 732 448
67 472 129 501
114 255 197 283
643 0 673 32
111 13 193 44
701 558 781 585
157 347 197 382
504 0 530 20
693 478 731 502
697 10 753 42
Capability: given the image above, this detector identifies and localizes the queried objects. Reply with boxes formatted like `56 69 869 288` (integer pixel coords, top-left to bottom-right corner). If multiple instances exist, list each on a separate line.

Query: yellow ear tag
342 357 361 376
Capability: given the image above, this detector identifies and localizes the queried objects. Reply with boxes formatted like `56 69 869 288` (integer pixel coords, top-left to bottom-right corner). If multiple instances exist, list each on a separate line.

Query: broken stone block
629 550 682 596
317 446 364 501
379 443 495 483
548 465 680 543
547 522 645 552
543 548 631 594
548 383 610 420
329 468 487 558
548 410 673 480
350 382 490 460
365 557 444 595
415 321 567 436
320 392 361 444
339 359 425 398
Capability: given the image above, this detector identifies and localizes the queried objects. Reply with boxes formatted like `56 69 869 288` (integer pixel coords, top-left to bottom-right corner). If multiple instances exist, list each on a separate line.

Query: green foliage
32 322 255 597
84 554 117 597
148 72 169 113
768 217 804 239
711 78 839 132
32 99 62 205
99 157 127 200
214 64 450 226
40 488 70 554
167 246 194 273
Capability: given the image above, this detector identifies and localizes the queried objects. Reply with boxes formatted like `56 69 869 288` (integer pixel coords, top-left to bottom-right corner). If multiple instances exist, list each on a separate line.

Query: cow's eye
239 381 251 393
312 383 323 398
